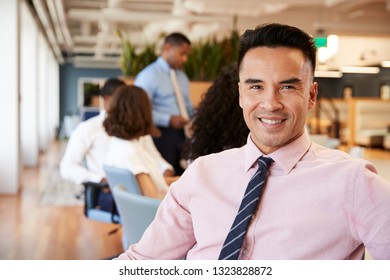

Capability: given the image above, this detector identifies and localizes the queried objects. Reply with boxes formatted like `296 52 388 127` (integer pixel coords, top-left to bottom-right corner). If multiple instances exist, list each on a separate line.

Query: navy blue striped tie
219 156 273 260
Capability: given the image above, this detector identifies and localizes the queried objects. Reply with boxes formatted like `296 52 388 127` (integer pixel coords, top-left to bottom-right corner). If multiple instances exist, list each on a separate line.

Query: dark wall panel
59 63 122 120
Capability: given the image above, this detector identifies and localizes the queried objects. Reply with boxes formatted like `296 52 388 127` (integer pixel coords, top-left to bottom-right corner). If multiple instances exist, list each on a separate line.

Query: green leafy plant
120 41 136 77
118 28 240 81
132 43 157 77
116 29 136 77
185 30 240 81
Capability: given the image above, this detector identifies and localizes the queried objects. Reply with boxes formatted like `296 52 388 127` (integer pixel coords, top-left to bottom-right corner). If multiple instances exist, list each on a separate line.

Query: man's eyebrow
243 78 263 84
279 77 302 84
243 77 303 84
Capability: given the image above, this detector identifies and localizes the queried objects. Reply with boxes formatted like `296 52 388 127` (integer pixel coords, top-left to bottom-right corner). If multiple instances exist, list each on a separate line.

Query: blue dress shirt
134 57 194 127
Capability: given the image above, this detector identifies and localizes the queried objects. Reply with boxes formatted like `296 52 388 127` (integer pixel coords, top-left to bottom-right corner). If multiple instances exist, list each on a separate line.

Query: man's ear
308 82 318 109
164 43 173 52
238 82 243 109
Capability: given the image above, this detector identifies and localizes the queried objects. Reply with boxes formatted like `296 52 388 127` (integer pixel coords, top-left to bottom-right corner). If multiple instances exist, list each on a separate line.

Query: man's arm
114 175 195 260
354 162 390 259
135 68 184 128
59 125 104 184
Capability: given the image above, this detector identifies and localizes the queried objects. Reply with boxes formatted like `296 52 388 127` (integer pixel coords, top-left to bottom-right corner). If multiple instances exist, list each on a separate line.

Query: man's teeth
261 118 282 124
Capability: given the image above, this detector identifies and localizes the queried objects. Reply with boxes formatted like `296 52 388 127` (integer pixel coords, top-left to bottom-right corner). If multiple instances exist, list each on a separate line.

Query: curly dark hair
103 85 160 140
182 64 249 161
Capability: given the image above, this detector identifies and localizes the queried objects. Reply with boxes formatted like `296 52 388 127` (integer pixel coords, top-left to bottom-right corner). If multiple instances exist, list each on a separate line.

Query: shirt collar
244 131 311 174
157 56 171 73
99 110 106 119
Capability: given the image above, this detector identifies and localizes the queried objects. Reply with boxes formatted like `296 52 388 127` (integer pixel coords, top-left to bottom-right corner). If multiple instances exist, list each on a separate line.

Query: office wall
59 64 390 122
316 68 390 98
59 64 121 120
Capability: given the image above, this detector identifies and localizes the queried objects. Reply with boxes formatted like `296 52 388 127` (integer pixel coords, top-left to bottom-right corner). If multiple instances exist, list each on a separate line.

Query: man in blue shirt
134 33 193 175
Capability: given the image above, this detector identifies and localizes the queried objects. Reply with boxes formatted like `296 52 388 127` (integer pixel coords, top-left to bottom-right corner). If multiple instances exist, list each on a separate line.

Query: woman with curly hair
103 85 178 199
182 64 250 162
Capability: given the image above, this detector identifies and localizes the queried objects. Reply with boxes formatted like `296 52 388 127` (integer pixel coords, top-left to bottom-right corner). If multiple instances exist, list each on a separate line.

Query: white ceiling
29 0 390 69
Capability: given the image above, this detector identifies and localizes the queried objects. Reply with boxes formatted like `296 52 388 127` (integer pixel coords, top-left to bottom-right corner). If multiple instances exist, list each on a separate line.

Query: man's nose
259 90 283 111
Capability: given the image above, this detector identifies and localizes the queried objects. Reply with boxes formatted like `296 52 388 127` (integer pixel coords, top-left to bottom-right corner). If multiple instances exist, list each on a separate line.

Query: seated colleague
59 78 125 211
181 64 249 162
103 85 178 200
114 23 390 260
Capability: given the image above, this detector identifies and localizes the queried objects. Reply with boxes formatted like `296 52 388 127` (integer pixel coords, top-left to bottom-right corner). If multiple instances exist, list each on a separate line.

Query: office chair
112 184 161 250
102 164 143 247
83 164 141 224
83 181 120 224
103 164 142 195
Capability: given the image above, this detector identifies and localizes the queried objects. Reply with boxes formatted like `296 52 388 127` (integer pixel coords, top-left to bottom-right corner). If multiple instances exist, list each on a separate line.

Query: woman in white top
103 85 179 199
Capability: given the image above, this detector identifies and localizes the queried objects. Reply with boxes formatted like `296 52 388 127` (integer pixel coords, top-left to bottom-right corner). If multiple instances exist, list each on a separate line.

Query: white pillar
47 55 60 141
0 0 21 194
38 34 49 152
21 1 39 166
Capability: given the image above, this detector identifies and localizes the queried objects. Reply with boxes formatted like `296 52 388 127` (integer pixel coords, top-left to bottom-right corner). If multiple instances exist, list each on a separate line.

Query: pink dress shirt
115 132 390 260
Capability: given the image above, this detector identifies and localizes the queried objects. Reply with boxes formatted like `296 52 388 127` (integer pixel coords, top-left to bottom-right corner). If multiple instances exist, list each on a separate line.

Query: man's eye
280 85 295 92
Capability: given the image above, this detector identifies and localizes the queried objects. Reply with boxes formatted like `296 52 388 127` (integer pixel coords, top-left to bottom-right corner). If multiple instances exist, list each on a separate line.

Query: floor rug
39 167 84 206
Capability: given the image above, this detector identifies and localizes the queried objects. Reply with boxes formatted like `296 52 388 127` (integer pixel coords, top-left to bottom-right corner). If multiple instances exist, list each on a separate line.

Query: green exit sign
315 36 328 48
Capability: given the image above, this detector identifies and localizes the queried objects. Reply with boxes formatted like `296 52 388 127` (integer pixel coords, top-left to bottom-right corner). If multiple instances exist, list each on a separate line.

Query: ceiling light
340 66 380 74
315 70 343 78
381 61 390 67
317 35 338 64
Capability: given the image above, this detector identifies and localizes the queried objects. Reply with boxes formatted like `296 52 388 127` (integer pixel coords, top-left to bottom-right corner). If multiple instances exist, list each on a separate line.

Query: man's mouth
260 118 283 125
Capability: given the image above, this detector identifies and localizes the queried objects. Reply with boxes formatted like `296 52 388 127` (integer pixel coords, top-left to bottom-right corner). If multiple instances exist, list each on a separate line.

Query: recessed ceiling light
381 61 390 68
315 70 343 78
340 66 380 74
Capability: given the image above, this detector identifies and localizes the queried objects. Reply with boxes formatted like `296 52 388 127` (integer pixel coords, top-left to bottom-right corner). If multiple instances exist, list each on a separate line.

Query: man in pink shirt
115 23 390 260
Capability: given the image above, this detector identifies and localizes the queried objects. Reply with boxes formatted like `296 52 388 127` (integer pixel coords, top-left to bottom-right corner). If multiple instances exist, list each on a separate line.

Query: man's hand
169 115 189 129
163 169 175 177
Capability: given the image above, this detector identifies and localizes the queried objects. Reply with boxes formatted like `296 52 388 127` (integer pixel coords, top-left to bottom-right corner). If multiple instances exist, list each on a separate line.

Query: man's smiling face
238 47 318 154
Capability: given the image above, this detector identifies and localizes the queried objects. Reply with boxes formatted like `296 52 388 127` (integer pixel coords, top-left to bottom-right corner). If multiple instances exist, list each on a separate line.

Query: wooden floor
0 140 123 260
0 140 389 260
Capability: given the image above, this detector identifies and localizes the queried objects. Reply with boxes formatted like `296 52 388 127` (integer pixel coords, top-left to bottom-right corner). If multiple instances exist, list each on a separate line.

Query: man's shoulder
193 146 246 166
135 62 167 91
80 114 103 126
308 143 373 170
73 115 103 134
136 60 161 75
309 142 351 160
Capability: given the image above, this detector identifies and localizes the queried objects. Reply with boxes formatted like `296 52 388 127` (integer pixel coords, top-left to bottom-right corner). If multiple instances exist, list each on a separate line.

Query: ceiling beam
46 0 64 44
32 0 64 63
67 8 232 23
54 0 74 49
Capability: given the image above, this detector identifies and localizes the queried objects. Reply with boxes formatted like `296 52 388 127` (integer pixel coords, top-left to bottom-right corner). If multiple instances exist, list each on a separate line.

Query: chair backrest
103 164 142 195
112 184 161 249
83 181 120 224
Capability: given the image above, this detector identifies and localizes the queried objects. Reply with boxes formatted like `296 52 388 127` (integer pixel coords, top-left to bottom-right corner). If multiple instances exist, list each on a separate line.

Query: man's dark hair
238 23 317 74
99 78 125 97
164 32 191 46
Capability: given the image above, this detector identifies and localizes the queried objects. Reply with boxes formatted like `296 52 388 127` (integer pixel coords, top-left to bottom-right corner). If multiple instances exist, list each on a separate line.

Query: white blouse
104 135 172 199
